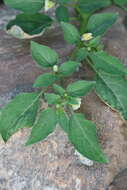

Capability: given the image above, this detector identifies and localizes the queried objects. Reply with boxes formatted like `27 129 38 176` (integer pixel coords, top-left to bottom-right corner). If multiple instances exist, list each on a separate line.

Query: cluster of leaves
4 0 127 38
1 0 127 164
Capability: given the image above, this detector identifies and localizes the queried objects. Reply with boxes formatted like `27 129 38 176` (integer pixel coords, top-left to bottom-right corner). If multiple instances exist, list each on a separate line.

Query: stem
80 14 90 34
68 105 75 116
85 56 99 75
117 5 127 12
70 7 91 60
75 6 90 34
70 40 83 60
110 0 127 12
86 57 93 68
70 17 78 21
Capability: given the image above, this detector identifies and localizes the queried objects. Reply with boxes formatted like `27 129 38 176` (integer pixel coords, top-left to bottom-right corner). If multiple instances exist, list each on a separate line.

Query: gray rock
0 5 127 190
109 168 127 190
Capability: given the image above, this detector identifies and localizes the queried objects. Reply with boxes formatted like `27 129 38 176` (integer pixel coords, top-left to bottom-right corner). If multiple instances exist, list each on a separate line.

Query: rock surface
109 169 127 190
0 5 127 190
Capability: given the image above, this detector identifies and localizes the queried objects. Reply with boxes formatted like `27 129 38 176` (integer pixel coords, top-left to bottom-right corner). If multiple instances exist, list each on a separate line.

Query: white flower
81 33 93 41
75 150 94 166
71 98 81 111
53 65 58 72
44 0 55 12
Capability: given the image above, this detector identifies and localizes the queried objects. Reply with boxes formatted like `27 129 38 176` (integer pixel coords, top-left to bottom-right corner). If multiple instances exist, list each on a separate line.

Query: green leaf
87 13 118 37
31 41 59 68
53 84 65 95
69 113 108 163
57 109 69 133
113 0 127 5
67 80 96 97
61 22 80 44
88 36 101 48
75 47 88 62
55 6 69 22
59 61 80 76
6 13 52 39
33 73 57 88
26 107 57 145
0 93 39 142
95 71 127 120
90 51 127 75
4 0 44 13
44 93 61 104
78 0 111 14
67 97 79 105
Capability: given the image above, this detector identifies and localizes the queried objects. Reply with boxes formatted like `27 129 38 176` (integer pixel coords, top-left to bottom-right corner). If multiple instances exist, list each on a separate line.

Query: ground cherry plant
1 0 127 164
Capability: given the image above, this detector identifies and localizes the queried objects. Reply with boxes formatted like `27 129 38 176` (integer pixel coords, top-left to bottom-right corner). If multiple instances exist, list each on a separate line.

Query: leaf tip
102 156 109 164
25 142 30 146
32 83 38 88
25 139 32 146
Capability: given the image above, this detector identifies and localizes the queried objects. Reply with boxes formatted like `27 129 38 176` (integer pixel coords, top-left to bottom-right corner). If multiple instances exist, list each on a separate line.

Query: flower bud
53 65 58 72
56 104 60 109
64 93 68 97
44 0 55 12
